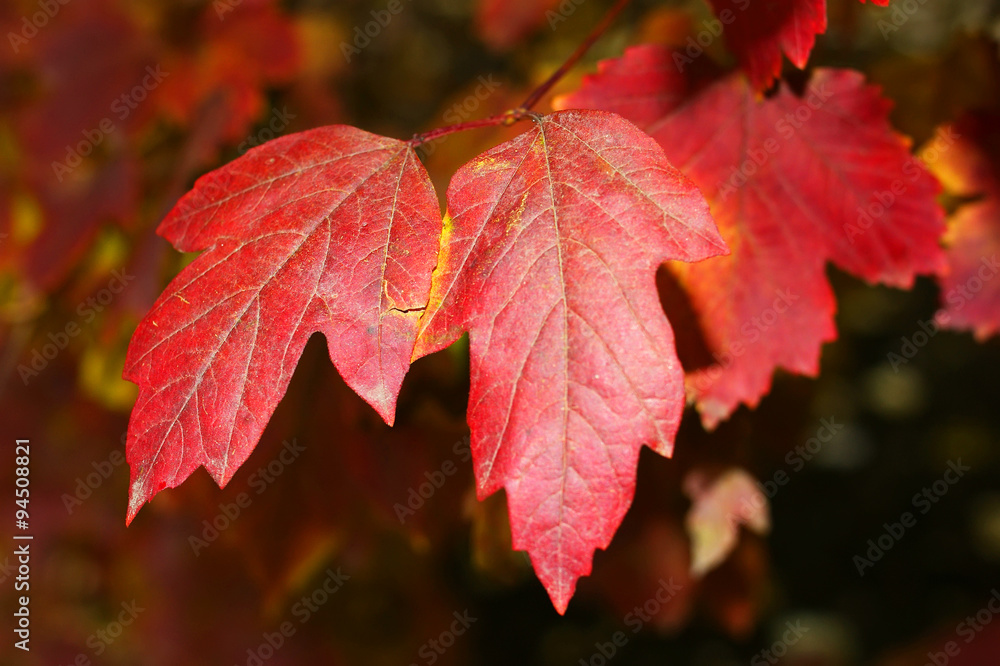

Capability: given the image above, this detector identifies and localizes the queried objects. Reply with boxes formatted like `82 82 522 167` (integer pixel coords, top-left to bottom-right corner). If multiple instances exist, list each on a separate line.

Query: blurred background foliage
1 0 1000 664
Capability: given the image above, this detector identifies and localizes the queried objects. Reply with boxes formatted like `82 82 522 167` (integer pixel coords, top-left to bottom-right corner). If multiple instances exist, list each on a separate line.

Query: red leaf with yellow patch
413 109 727 611
123 126 440 523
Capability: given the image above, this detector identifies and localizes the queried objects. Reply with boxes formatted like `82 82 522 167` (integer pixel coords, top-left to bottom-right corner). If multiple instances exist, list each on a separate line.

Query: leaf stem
519 0 630 111
407 0 630 148
407 108 528 147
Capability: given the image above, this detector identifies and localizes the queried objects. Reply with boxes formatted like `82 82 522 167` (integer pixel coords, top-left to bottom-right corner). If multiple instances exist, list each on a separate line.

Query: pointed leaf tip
123 125 440 522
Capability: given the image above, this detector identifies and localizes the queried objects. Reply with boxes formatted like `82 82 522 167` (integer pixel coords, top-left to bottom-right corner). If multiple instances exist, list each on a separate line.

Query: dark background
1 0 999 664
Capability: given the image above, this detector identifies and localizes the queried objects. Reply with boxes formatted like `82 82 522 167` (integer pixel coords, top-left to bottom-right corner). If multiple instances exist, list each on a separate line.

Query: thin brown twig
519 0 630 111
407 0 631 147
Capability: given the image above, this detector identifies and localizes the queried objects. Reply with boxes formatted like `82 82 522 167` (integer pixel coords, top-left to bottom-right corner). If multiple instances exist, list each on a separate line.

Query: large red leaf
413 110 727 611
556 45 945 428
123 126 440 523
928 111 1000 340
703 0 889 90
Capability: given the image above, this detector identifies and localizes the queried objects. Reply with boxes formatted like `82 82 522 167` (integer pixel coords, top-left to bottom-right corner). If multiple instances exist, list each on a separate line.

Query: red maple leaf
556 45 945 428
413 110 727 611
703 0 889 90
123 126 440 523
928 111 1000 340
